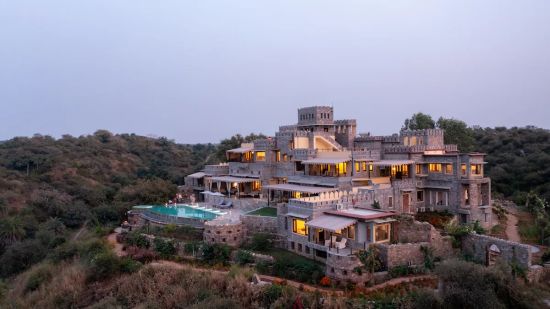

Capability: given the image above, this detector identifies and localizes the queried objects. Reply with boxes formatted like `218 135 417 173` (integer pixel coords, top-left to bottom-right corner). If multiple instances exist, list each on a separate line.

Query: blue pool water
134 204 222 221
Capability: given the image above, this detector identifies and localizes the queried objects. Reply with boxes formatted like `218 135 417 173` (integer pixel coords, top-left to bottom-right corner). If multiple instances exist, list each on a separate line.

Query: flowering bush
319 276 331 287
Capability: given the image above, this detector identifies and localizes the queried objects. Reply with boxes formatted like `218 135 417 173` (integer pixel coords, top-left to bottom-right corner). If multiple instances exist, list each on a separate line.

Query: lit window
375 224 390 242
471 164 482 175
445 164 453 174
428 164 442 173
461 164 467 175
369 164 373 172
275 151 281 162
292 218 308 236
362 162 367 171
416 164 422 174
355 162 360 172
256 151 266 161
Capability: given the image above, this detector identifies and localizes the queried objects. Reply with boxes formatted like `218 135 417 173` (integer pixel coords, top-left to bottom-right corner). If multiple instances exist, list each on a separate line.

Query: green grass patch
247 207 277 217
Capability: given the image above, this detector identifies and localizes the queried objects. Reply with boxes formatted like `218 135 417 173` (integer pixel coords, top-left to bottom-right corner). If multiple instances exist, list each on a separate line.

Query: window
429 163 442 173
461 164 467 176
275 151 281 162
388 196 393 208
355 162 360 172
375 224 390 242
292 218 308 236
416 164 422 175
362 161 367 171
283 154 288 161
445 164 453 174
256 151 266 161
471 164 482 175
369 164 373 172
410 136 417 146
417 190 424 202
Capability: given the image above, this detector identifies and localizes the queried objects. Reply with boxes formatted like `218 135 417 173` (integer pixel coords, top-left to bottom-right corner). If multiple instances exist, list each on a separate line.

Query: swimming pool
134 204 223 221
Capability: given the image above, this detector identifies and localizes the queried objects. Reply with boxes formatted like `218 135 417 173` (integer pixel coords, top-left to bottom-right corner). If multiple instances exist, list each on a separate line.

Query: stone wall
462 233 532 268
203 222 246 247
397 217 455 259
376 242 428 269
240 214 278 234
326 252 371 284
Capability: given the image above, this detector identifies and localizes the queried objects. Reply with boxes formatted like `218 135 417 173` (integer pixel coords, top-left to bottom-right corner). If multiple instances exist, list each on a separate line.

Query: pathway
107 233 436 297
505 211 521 243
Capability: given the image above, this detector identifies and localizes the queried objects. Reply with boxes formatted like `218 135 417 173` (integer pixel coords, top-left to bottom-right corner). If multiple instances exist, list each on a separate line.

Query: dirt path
109 233 435 297
148 260 435 297
505 210 521 243
107 232 127 257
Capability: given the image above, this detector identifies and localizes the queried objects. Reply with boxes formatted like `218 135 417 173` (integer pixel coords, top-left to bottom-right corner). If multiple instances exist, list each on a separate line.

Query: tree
436 117 475 152
403 113 435 130
355 244 382 285
0 216 25 248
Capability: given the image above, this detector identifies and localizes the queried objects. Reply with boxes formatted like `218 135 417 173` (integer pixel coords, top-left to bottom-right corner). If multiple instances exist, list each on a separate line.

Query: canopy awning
373 218 397 224
227 147 254 153
302 157 350 165
211 176 258 183
187 172 206 179
285 212 310 219
264 184 336 194
306 215 356 232
372 160 414 166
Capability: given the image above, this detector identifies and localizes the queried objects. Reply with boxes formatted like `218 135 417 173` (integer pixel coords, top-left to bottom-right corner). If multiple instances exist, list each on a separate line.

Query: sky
1 1 549 143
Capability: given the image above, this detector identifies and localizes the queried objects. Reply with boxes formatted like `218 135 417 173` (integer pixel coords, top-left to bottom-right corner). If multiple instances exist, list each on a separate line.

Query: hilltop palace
175 106 495 282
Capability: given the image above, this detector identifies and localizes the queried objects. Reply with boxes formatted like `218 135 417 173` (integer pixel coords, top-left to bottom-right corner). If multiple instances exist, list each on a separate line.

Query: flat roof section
306 215 357 232
324 208 395 220
264 183 338 194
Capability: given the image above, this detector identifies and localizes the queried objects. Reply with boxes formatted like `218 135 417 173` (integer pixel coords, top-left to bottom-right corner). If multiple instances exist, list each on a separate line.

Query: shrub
25 265 53 292
262 284 283 307
87 251 121 281
125 245 158 263
125 232 149 248
183 241 201 256
542 249 550 263
50 242 79 263
201 243 231 265
91 204 121 225
153 238 176 258
118 257 142 273
248 233 273 252
235 250 254 265
0 239 48 277
421 245 435 270
272 258 324 284
372 200 381 209
319 276 331 287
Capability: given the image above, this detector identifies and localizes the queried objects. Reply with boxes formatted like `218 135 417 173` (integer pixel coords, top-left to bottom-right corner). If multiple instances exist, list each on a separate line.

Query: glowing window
445 164 453 174
256 151 266 161
292 219 308 236
416 164 422 174
375 224 390 242
461 164 467 175
471 164 482 175
362 161 367 171
428 164 442 173
355 162 360 172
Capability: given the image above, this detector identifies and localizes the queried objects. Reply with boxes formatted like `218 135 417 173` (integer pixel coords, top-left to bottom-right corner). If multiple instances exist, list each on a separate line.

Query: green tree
403 113 435 130
0 217 25 247
436 117 475 152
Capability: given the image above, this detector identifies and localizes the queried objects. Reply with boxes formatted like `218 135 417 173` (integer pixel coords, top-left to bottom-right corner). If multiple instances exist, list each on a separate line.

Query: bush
319 276 331 287
153 238 176 258
91 204 121 225
125 245 158 263
118 257 142 273
272 258 324 284
542 249 550 263
262 284 283 307
235 250 254 265
201 243 231 265
125 232 149 248
25 265 53 292
49 242 79 263
87 251 121 281
248 233 273 252
0 239 48 277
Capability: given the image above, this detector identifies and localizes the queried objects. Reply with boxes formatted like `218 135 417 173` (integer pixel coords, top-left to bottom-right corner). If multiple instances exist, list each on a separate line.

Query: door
402 193 410 213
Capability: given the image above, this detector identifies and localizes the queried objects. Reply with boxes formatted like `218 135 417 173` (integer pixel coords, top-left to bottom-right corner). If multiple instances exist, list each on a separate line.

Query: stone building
184 105 493 283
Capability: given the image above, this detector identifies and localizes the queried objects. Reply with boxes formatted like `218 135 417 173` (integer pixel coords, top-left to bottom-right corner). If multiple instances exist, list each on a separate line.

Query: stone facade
377 242 428 269
240 214 278 234
462 233 532 268
396 217 455 259
203 221 246 247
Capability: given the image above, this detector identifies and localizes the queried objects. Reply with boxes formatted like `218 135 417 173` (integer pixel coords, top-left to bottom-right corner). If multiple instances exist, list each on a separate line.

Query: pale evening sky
1 1 549 143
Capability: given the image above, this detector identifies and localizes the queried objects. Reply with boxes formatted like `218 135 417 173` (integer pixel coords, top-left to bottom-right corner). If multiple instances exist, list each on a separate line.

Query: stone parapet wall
377 242 428 269
462 233 532 268
240 214 278 234
326 252 370 284
203 222 246 247
397 217 455 259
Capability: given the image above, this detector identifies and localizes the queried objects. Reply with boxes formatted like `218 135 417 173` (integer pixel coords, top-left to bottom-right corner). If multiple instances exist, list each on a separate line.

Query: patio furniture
335 238 347 250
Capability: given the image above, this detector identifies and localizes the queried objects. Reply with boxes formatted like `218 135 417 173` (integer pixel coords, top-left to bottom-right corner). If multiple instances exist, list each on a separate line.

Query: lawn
247 207 277 217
